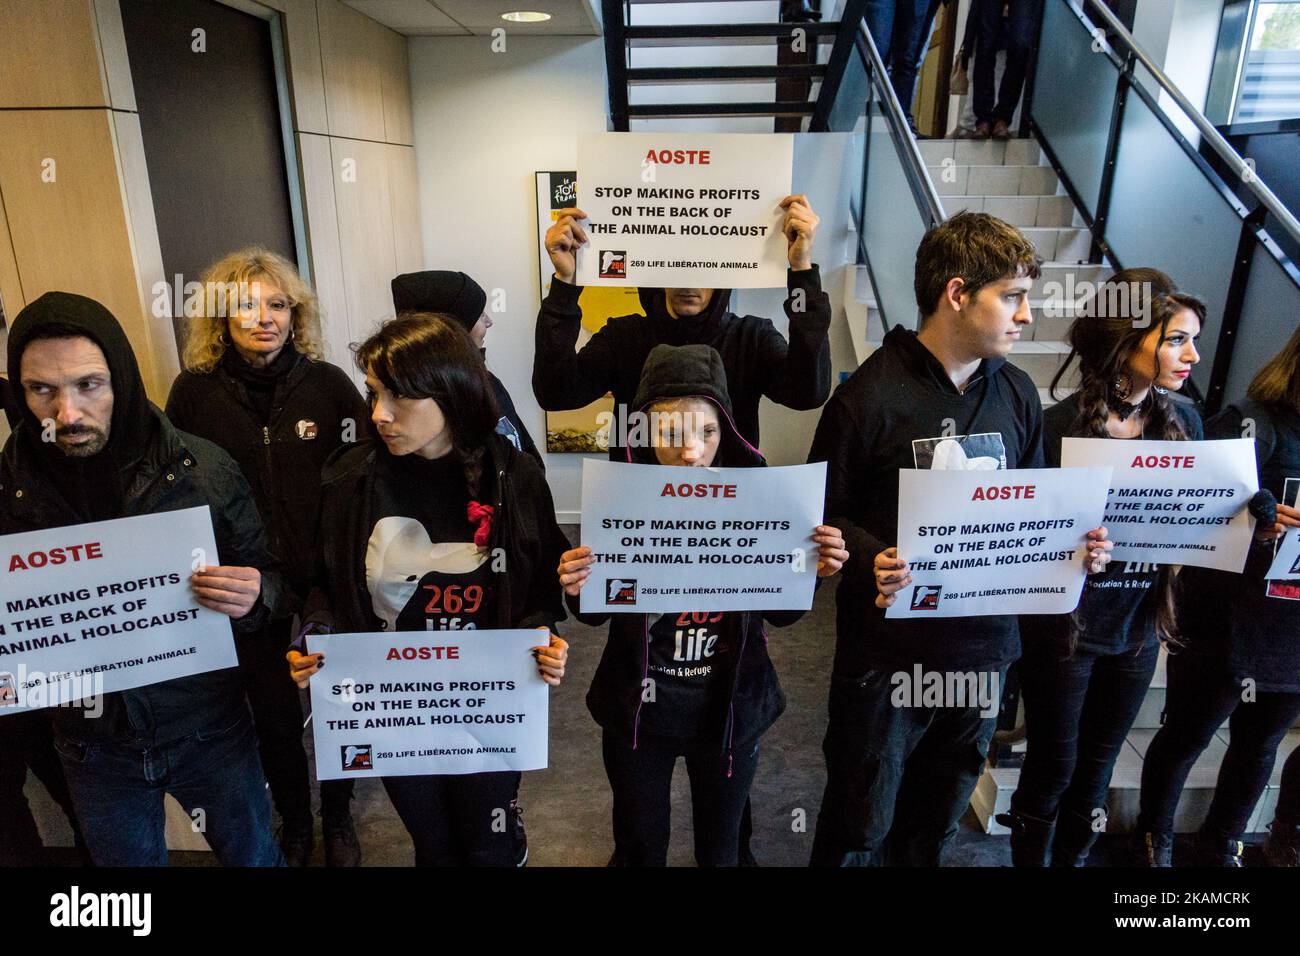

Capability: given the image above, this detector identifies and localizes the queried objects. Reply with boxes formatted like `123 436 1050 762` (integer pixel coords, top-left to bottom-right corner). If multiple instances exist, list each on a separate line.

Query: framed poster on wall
534 171 642 453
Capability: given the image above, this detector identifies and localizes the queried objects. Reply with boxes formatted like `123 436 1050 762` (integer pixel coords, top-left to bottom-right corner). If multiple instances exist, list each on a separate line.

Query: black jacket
1 408 285 746
574 344 802 766
1178 399 1300 693
300 433 568 636
166 351 369 603
532 268 832 459
2 292 286 747
809 326 1045 676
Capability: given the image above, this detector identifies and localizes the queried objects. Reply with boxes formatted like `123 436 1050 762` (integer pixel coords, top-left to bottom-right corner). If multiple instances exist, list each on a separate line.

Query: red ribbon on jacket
467 501 494 549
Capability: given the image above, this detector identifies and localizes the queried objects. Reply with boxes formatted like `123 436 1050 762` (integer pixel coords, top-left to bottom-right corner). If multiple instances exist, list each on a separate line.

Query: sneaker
511 799 528 867
1197 834 1245 867
323 812 361 868
278 818 315 868
1134 830 1173 867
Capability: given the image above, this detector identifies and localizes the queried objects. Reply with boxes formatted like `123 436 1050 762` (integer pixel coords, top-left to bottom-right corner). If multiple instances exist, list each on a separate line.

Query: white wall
1132 0 1224 144
409 37 859 518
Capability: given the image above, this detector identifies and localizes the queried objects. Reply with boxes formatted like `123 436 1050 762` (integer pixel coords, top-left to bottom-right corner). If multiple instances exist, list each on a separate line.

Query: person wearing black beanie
1 291 288 866
391 270 540 467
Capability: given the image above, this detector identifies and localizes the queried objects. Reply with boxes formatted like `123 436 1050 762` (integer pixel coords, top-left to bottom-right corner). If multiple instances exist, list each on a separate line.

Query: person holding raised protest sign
166 248 370 868
1137 325 1300 867
806 212 1112 867
1003 269 1205 867
556 344 847 866
533 195 831 460
1 291 287 867
286 314 569 867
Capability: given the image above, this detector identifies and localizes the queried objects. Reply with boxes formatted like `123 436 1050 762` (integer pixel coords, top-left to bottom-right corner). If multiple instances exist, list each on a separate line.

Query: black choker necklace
1108 385 1146 422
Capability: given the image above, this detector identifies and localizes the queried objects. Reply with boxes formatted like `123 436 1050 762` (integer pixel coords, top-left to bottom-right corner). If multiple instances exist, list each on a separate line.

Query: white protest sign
887 467 1111 619
580 459 825 614
1061 438 1257 572
307 630 548 780
0 507 235 715
576 132 793 289
1267 531 1300 580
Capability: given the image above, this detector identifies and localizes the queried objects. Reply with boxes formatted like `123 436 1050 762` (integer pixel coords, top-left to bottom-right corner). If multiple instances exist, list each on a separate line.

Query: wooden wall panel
317 0 386 142
279 0 330 135
0 0 110 108
0 109 169 400
379 26 413 147
387 145 423 277
330 137 396 343
297 132 352 365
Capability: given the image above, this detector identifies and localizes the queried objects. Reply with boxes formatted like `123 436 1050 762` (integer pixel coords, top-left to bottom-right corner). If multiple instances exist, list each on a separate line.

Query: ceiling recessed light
501 11 552 23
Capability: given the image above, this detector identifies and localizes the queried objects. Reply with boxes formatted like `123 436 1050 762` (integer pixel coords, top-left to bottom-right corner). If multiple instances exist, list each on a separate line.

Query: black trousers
381 771 521 866
811 667 1003 866
1276 744 1300 828
1013 636 1159 821
601 729 760 867
0 710 85 865
236 618 313 826
972 0 1038 124
1138 649 1300 840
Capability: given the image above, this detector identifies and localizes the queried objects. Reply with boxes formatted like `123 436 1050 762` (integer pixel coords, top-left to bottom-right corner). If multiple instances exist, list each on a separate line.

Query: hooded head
636 287 733 333
629 343 762 469
5 292 155 519
391 271 489 351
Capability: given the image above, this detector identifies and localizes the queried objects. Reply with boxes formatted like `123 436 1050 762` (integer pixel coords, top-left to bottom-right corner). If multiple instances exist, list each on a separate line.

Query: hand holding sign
190 565 261 619
1084 527 1113 573
545 207 589 284
813 525 848 577
874 547 911 609
558 546 595 596
533 630 568 687
780 195 819 271
1257 501 1300 543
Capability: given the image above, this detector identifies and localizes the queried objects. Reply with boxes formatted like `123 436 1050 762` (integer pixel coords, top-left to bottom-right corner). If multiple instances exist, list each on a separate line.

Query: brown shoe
973 121 992 139
992 119 1012 140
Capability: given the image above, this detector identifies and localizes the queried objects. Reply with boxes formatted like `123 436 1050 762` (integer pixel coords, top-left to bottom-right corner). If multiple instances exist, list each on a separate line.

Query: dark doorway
120 0 298 347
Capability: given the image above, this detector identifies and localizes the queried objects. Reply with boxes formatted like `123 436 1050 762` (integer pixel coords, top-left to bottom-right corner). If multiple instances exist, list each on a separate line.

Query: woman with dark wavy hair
1001 268 1205 866
1137 323 1300 867
286 313 570 867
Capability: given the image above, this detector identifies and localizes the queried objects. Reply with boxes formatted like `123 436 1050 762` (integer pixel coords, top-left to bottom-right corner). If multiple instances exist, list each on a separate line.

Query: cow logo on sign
605 578 637 605
910 585 942 611
296 419 319 441
341 744 373 772
598 251 627 279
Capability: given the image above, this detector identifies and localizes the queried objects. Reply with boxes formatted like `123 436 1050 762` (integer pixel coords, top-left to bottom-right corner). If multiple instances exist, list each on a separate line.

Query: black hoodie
808 326 1045 676
532 268 832 460
0 292 286 746
575 344 805 770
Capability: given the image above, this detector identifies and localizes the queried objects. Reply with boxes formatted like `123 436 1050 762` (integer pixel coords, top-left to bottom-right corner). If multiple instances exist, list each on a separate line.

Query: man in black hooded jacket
0 292 286 866
533 195 831 460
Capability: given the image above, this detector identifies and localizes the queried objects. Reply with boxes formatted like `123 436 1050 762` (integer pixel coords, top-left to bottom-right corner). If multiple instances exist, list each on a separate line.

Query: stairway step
929 163 1060 198
628 101 814 117
942 194 1080 228
627 64 826 84
625 22 840 46
972 728 1300 835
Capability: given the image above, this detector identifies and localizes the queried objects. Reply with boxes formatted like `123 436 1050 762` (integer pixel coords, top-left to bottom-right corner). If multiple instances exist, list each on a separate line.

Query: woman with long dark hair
1001 268 1205 866
1136 324 1300 866
166 248 369 867
286 313 570 866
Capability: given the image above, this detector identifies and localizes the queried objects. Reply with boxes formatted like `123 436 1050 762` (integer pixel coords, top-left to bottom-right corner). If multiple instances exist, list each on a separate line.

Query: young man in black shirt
807 212 1112 866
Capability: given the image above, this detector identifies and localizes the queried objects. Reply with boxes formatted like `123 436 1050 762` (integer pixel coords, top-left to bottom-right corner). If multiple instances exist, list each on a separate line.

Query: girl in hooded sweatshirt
557 343 848 866
1001 269 1205 867
285 314 570 867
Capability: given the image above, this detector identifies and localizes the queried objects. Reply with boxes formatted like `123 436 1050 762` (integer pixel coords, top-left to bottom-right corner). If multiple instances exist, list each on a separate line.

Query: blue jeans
811 665 1005 866
53 708 284 866
863 0 941 120
1014 636 1160 822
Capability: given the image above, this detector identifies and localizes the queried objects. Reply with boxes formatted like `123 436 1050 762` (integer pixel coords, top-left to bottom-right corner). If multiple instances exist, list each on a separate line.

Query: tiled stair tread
977 728 1300 834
